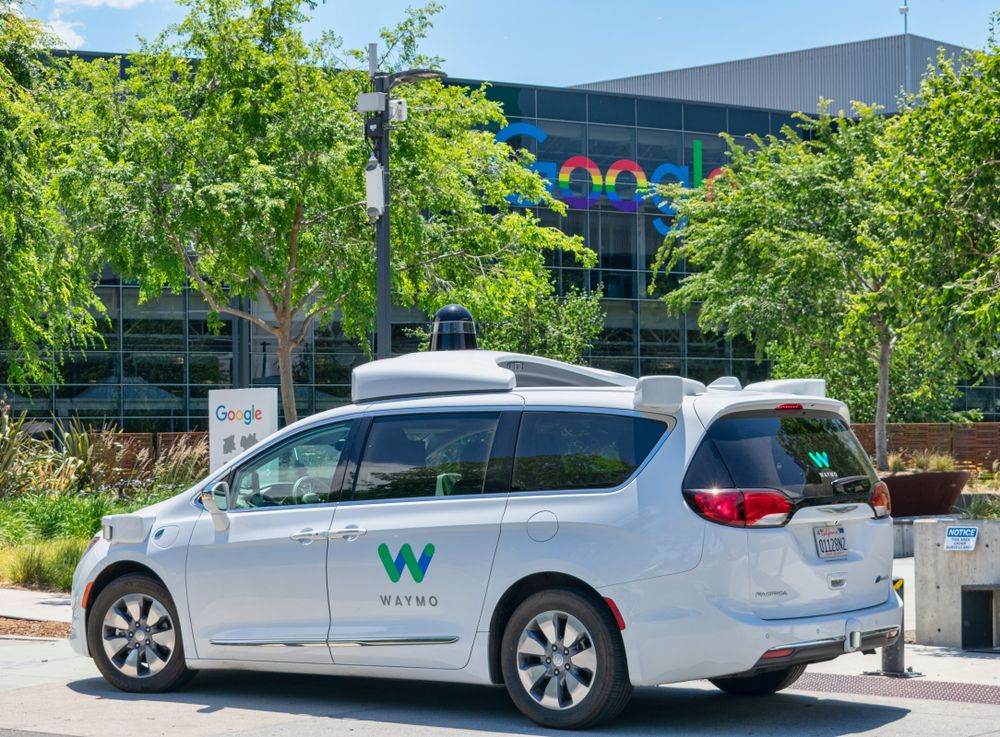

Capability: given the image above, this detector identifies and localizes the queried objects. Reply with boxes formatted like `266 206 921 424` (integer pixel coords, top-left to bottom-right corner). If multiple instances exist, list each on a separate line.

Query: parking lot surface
1 639 999 737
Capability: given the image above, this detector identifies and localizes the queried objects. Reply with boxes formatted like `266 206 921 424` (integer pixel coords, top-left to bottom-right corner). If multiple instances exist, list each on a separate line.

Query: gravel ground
0 617 69 639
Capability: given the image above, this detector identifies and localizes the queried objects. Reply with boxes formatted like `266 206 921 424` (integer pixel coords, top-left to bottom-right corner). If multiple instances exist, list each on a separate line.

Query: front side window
512 411 668 492
231 421 353 509
353 413 501 501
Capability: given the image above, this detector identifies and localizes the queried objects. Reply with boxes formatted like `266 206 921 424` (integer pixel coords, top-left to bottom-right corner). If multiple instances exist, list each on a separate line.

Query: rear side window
512 411 667 492
685 410 876 498
353 412 501 501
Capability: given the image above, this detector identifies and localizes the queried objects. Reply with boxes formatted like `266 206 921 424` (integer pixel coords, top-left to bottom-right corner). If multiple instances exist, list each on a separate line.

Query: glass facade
4 80 998 428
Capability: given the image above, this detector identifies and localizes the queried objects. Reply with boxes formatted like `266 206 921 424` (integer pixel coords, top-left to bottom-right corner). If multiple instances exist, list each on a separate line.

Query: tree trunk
874 325 894 472
275 336 298 426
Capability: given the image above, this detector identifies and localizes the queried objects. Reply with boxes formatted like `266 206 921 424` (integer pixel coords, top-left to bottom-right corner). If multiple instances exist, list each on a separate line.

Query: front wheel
710 664 806 696
500 589 632 729
86 574 194 693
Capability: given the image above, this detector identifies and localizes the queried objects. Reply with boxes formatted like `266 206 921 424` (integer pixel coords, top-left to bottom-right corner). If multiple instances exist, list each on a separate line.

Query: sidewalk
0 588 71 624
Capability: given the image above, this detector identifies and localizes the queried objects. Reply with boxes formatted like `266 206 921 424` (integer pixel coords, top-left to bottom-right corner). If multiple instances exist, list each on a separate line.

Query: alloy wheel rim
516 609 597 710
101 593 175 678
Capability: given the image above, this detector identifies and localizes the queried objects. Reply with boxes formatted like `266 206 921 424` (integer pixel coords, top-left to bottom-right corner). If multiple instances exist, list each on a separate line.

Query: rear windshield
684 410 876 498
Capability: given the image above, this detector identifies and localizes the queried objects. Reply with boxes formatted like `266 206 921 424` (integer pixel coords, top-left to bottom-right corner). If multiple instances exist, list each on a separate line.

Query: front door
186 420 354 663
327 409 517 669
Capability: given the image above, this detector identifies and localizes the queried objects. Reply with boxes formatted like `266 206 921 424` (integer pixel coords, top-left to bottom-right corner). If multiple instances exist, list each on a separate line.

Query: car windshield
687 410 876 498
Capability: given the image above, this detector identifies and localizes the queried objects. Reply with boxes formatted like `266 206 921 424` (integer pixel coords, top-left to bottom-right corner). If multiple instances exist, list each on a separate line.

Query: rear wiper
831 475 870 493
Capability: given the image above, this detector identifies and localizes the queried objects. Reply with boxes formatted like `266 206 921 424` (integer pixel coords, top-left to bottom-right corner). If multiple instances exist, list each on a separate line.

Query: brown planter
883 470 970 517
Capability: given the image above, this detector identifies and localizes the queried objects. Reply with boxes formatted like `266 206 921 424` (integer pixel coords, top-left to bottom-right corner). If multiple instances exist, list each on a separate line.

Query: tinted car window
231 421 352 509
353 413 501 501
512 412 667 492
686 410 876 498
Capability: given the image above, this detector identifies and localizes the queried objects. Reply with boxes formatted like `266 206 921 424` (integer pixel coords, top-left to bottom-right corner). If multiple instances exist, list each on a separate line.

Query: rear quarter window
512 411 667 492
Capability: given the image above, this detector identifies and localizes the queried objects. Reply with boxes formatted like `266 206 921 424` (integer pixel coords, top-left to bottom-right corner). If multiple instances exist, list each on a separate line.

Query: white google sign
208 388 278 472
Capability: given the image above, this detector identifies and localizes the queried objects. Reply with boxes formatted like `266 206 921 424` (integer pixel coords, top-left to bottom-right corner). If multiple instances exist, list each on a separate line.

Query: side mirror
200 480 230 532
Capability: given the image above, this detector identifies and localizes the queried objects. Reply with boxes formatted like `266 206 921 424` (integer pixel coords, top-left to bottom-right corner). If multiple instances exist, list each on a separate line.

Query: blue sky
27 0 999 87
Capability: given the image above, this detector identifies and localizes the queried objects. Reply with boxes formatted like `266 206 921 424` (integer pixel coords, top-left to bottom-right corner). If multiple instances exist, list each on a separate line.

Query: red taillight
775 403 803 411
871 480 891 518
743 491 794 527
686 489 792 528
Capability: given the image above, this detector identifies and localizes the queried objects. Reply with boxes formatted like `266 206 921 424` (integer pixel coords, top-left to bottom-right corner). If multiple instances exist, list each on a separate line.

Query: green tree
0 0 100 388
877 22 1000 365
653 104 971 469
57 0 597 423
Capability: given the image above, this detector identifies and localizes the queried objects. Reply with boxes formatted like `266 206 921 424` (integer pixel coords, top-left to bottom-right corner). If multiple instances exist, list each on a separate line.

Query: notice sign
943 526 979 552
208 388 278 472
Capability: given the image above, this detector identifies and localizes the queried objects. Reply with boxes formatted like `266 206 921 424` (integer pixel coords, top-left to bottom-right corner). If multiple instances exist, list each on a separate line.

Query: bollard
864 577 922 678
881 578 906 674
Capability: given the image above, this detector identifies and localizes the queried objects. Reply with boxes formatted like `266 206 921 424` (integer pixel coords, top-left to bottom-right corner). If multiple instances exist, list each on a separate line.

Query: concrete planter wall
883 470 969 517
914 519 1000 648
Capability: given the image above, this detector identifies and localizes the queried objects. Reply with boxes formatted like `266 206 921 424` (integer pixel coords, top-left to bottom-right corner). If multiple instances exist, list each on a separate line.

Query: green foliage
153 436 209 488
908 450 957 472
1 538 88 591
878 19 1000 354
0 0 102 387
653 101 986 469
767 335 960 423
961 494 1000 521
57 0 597 422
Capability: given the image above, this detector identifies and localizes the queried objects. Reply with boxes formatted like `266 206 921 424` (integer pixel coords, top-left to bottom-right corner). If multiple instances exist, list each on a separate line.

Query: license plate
814 525 848 560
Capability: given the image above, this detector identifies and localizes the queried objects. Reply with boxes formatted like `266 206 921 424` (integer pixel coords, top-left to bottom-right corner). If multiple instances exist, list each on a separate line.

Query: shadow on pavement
68 671 910 735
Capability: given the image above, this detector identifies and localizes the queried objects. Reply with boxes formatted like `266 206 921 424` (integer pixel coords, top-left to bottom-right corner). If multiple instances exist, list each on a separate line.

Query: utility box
914 519 1000 649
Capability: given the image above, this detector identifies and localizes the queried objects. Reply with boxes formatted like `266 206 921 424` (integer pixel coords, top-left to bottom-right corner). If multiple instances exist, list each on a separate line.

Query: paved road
1 640 999 737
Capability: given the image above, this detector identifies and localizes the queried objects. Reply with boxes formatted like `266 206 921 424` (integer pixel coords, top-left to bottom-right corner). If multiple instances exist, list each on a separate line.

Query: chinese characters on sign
208 388 278 472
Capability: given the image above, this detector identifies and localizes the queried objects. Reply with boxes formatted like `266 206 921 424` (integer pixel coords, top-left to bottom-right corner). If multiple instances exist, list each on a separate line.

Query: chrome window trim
210 636 459 647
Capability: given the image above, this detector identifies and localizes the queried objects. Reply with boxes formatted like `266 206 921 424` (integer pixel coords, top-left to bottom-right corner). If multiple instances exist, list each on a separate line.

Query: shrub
1 538 88 591
961 494 1000 521
908 450 956 472
886 453 908 473
154 435 208 489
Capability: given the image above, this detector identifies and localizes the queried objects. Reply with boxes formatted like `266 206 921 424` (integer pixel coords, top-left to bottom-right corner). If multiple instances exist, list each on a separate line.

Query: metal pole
374 73 392 360
882 578 906 673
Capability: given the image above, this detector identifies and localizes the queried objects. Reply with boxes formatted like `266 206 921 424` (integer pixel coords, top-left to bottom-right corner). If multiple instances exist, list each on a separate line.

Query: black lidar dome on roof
431 304 477 351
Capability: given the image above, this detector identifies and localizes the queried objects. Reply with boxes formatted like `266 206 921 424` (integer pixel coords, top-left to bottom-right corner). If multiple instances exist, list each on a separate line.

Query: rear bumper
599 576 903 686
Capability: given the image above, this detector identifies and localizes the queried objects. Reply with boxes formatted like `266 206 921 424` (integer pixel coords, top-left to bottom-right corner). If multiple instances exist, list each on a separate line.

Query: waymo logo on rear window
378 543 435 583
808 451 831 469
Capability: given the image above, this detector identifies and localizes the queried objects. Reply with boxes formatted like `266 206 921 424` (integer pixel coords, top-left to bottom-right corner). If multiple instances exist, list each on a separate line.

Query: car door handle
328 525 366 542
290 528 328 543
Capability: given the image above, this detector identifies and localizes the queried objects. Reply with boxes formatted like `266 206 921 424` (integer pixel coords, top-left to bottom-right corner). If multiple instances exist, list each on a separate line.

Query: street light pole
362 43 446 361
373 67 392 360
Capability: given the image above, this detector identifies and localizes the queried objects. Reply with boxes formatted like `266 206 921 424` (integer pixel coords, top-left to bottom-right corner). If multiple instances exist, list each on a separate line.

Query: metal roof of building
575 34 967 115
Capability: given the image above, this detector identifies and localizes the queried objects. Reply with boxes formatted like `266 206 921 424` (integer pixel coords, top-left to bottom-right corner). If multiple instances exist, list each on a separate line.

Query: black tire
709 664 806 696
86 574 194 693
500 589 632 729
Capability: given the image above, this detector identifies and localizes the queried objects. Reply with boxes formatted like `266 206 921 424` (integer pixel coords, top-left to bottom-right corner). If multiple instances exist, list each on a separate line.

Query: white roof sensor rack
351 351 635 403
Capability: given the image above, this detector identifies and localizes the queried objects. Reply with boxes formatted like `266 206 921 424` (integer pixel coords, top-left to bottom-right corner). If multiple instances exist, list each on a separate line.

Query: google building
12 34 997 430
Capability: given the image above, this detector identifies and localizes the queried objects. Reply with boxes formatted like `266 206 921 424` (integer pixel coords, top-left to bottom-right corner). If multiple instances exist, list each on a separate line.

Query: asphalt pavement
0 638 999 737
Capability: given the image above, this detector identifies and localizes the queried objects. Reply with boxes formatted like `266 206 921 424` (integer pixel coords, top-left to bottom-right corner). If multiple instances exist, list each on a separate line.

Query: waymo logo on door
378 543 435 583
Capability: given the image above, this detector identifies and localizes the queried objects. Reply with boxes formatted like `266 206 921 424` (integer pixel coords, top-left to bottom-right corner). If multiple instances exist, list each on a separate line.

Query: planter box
883 470 969 516
914 519 1000 648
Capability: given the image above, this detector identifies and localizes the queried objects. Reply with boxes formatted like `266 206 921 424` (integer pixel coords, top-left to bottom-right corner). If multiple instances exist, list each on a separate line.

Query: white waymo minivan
70 351 901 729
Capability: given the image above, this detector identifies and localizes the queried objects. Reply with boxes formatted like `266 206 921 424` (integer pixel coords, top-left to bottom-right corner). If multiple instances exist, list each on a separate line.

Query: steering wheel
291 476 325 505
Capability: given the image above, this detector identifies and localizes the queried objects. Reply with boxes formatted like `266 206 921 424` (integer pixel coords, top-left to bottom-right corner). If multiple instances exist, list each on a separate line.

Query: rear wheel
500 589 632 729
710 664 806 696
86 574 194 693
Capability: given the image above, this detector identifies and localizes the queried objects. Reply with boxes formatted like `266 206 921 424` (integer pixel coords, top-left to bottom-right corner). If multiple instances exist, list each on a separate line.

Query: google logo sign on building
496 122 723 235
